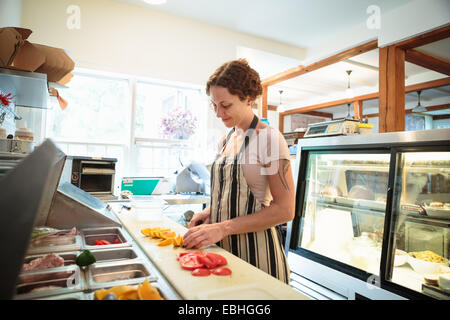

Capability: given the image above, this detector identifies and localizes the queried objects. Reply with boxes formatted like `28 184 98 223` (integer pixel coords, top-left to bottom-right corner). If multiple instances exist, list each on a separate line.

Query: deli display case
286 128 450 300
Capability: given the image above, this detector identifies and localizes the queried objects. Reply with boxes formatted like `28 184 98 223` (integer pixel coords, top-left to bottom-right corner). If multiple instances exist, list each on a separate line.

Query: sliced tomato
191 268 211 277
197 254 217 269
179 253 204 270
212 267 232 276
176 252 195 261
205 253 227 267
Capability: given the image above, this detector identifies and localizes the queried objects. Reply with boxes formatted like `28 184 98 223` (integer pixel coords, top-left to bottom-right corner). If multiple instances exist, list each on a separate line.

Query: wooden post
279 113 284 133
353 100 363 120
379 45 405 132
261 85 268 119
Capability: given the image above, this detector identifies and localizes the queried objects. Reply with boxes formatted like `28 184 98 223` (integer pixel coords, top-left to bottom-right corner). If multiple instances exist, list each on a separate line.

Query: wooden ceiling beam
433 114 450 120
334 103 450 120
405 76 450 93
261 39 378 87
279 78 450 116
405 49 450 76
394 24 450 50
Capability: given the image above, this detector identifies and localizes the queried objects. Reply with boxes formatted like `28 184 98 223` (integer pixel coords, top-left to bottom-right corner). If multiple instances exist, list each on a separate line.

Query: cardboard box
11 40 46 72
0 27 32 67
0 27 75 84
14 43 75 83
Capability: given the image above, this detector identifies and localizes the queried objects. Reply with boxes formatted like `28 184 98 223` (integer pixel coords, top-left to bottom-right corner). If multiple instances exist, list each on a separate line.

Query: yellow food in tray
141 227 184 247
409 250 447 263
94 278 164 300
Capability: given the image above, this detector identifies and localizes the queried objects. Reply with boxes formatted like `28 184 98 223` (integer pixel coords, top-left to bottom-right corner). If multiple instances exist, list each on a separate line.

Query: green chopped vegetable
31 227 60 242
76 250 96 267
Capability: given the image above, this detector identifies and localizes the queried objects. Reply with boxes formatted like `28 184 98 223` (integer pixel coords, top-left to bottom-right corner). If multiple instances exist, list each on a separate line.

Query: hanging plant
0 91 16 126
160 107 197 140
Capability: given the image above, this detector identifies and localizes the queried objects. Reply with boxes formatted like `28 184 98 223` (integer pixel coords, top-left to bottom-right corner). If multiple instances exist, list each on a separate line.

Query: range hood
0 67 49 110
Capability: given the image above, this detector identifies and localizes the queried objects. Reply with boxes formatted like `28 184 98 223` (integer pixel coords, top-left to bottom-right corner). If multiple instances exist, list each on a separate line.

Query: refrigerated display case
286 128 450 300
0 139 180 300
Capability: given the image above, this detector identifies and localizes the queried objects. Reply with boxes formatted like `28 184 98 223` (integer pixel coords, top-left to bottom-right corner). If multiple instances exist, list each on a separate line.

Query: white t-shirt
218 126 291 206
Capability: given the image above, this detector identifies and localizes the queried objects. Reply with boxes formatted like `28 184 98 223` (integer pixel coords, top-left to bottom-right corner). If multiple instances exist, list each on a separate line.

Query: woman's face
210 86 251 128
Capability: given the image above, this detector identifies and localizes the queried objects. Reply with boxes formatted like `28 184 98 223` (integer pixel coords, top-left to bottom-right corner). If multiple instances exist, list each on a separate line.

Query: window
132 80 208 177
44 69 211 191
134 81 204 141
46 73 131 144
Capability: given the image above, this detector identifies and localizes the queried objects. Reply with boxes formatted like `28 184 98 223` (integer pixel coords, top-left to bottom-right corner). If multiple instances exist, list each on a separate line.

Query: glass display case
287 128 450 300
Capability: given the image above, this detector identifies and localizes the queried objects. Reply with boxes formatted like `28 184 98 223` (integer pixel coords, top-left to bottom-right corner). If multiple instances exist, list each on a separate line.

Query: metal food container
14 265 85 300
9 139 34 154
0 139 11 153
87 281 170 300
37 292 89 300
22 252 80 270
91 248 139 264
81 227 132 250
86 261 157 290
26 234 82 255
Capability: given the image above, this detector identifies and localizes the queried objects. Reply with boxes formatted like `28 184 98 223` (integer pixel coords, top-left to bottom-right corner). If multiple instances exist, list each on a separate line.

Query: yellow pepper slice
157 238 173 246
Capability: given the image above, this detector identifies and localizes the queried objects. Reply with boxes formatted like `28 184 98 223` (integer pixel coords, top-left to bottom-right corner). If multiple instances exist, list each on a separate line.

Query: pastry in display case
287 128 450 300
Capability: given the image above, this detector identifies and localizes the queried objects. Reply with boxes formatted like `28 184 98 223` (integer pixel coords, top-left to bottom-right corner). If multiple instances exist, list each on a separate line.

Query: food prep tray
22 251 80 271
14 265 85 300
91 248 140 264
81 227 132 250
335 196 386 211
87 281 172 300
86 260 157 290
423 205 450 220
26 235 82 255
36 292 89 300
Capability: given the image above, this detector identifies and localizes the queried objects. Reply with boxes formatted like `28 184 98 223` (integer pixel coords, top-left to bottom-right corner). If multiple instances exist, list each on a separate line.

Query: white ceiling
115 0 449 117
115 0 412 47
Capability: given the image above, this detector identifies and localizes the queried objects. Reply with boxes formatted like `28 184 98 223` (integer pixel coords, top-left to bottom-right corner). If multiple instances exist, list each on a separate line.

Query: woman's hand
183 223 227 249
187 211 210 228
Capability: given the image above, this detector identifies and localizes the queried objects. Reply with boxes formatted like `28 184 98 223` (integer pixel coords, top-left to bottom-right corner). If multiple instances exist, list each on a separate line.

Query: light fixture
278 90 285 113
345 103 353 120
345 70 354 99
142 0 167 5
411 90 427 113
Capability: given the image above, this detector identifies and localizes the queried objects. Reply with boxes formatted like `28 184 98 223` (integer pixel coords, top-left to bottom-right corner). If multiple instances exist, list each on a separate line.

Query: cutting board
112 206 310 300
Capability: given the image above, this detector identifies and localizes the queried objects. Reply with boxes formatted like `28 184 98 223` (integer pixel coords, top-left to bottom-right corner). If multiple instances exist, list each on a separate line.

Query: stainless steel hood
0 67 49 110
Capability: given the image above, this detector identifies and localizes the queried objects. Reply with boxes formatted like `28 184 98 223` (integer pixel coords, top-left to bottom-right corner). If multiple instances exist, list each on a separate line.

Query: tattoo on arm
278 159 290 191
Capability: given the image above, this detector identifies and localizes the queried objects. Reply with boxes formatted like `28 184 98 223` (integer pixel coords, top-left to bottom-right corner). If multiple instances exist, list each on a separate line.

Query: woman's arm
183 159 295 249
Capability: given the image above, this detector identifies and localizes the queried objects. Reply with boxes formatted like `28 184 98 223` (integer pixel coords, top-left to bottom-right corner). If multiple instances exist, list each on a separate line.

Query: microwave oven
60 155 117 199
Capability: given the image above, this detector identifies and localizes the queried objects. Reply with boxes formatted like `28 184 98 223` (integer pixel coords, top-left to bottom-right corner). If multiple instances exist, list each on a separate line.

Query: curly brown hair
206 59 262 102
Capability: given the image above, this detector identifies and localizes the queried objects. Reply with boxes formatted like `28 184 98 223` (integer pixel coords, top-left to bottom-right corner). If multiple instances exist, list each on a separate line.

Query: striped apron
209 115 290 284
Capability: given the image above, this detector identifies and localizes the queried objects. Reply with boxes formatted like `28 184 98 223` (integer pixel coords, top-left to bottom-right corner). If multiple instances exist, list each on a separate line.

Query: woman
182 59 295 283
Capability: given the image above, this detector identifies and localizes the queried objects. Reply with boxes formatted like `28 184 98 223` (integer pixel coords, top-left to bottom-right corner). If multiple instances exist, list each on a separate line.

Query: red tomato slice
205 253 227 267
197 254 217 269
176 252 190 261
191 268 211 277
212 267 232 276
179 253 204 270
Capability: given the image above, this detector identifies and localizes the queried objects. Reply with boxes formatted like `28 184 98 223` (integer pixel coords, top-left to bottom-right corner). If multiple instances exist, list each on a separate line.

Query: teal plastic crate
121 177 162 195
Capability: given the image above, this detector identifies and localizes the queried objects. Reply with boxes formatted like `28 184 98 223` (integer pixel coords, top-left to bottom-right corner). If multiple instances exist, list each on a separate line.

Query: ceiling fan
410 90 429 116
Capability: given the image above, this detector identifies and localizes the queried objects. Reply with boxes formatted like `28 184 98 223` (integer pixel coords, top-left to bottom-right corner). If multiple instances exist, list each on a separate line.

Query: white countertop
110 204 310 300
